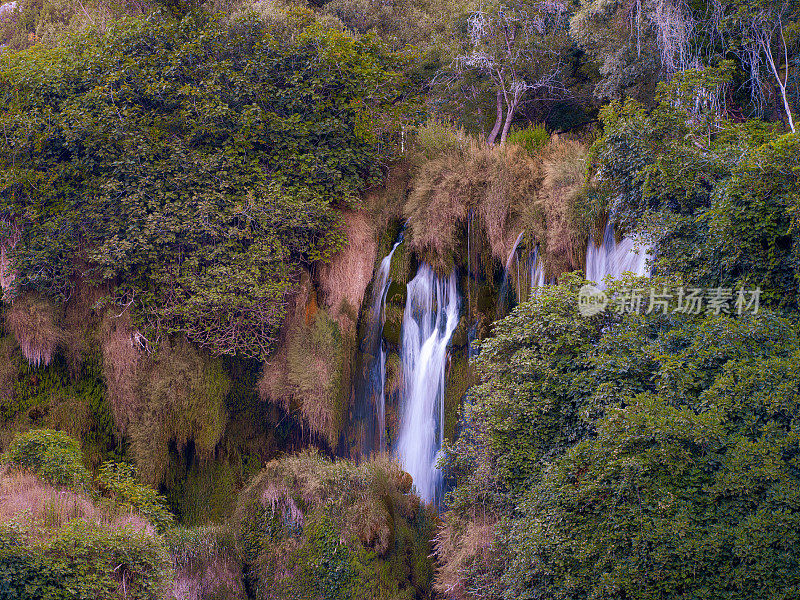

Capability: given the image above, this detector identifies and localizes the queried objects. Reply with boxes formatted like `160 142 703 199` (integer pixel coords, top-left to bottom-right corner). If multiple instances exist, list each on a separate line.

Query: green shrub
507 124 549 156
2 429 90 489
0 520 172 600
413 118 469 160
439 274 800 599
0 12 403 360
96 462 174 532
234 450 435 600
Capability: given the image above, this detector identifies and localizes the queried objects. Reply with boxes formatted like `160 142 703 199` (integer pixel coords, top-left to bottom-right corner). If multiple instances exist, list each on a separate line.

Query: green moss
381 304 404 348
0 353 119 468
443 352 473 443
475 282 498 318
450 315 469 349
385 280 406 308
165 459 240 526
132 340 231 486
388 240 413 285
283 309 348 448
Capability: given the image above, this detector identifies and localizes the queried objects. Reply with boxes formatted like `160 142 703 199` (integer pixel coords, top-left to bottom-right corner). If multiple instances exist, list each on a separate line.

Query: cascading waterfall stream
586 222 651 286
498 231 525 317
356 237 402 455
529 248 545 293
397 265 460 504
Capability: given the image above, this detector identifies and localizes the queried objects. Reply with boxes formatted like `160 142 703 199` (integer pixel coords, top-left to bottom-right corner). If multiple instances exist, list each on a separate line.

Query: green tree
589 70 800 309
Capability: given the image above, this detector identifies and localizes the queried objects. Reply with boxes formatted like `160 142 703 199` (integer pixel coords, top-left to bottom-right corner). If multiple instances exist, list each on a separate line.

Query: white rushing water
359 238 402 455
529 248 545 293
586 222 651 287
397 265 460 504
498 231 525 316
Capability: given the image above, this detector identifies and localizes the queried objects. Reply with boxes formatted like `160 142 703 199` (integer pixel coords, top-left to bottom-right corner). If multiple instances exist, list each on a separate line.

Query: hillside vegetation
0 0 799 598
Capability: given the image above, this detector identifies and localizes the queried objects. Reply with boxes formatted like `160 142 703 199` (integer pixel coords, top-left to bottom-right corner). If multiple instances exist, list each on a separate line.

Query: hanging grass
5 293 63 368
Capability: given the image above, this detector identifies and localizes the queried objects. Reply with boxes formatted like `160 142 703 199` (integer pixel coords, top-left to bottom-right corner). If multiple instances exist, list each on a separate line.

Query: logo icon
578 284 607 316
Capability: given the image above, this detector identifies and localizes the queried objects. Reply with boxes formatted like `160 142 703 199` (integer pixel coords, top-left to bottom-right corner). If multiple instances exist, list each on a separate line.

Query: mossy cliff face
0 126 599 528
344 128 599 459
0 294 290 526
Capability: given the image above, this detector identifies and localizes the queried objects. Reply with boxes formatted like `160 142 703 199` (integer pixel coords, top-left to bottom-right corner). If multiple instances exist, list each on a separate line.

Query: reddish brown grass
5 292 62 367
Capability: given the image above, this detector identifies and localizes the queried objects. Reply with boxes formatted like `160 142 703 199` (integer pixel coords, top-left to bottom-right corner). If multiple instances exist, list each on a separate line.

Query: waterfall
586 222 650 287
397 265 460 504
529 248 545 294
356 237 402 455
498 231 525 316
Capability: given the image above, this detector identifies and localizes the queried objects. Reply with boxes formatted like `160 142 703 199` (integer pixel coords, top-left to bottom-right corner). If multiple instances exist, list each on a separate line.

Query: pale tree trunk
486 90 504 145
499 100 517 145
761 20 795 133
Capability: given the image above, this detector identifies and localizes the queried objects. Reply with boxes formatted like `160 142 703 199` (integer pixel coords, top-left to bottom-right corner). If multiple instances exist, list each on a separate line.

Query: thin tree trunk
486 90 503 145
499 101 516 145
761 24 796 133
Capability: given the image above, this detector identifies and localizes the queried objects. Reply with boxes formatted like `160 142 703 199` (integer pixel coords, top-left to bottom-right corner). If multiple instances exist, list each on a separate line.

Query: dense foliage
590 69 800 309
0 0 799 597
0 9 404 358
0 430 175 600
440 275 800 599
0 520 172 600
1 428 91 488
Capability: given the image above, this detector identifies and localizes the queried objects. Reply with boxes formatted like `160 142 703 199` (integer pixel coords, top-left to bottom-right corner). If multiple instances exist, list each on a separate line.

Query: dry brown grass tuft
404 142 483 270
61 278 107 377
133 339 230 485
168 526 247 600
5 292 63 367
236 450 419 559
434 513 499 600
405 137 545 274
100 309 142 435
535 137 590 276
259 271 347 448
481 144 543 263
0 467 152 538
317 210 377 331
403 121 593 281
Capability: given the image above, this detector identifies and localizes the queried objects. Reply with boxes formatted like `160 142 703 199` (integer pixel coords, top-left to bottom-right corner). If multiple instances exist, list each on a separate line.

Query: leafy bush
0 10 405 359
96 462 174 532
506 123 549 156
2 429 90 489
438 274 800 599
0 520 172 600
590 87 800 310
